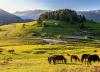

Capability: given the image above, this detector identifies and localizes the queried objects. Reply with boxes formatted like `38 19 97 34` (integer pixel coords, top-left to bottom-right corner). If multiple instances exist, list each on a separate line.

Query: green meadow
0 20 99 72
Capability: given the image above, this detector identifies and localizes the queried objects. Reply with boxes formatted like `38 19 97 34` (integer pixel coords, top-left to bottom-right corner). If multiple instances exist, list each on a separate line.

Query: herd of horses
0 49 15 54
0 49 99 65
48 54 100 64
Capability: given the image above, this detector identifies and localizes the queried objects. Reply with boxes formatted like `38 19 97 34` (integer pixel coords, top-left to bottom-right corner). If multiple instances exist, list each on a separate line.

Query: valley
0 7 100 72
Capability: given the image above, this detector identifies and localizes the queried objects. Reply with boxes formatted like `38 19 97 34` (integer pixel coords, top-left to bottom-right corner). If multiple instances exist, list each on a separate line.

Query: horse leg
62 60 63 64
85 59 87 64
53 59 56 64
48 60 50 64
81 57 85 63
78 58 80 62
76 59 77 62
89 61 91 65
93 60 95 63
64 59 66 64
88 60 91 65
48 58 50 64
71 57 72 62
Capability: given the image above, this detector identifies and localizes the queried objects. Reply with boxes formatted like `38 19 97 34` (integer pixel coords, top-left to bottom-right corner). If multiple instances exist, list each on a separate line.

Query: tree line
39 9 86 24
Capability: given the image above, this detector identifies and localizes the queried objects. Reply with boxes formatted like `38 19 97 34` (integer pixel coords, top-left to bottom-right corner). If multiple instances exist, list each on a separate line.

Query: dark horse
48 55 66 64
81 54 90 63
71 55 80 62
8 50 14 54
67 53 80 62
87 54 100 64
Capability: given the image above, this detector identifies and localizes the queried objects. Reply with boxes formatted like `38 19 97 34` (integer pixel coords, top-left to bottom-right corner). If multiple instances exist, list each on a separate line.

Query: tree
80 23 85 29
82 15 86 22
39 9 86 24
37 18 43 27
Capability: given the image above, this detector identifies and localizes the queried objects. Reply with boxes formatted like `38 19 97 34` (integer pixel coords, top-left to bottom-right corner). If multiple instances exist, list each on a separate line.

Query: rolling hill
0 9 99 39
0 20 99 39
0 9 23 25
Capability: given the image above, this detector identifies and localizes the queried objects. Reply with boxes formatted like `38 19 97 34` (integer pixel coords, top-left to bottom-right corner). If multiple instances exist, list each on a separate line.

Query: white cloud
0 0 46 13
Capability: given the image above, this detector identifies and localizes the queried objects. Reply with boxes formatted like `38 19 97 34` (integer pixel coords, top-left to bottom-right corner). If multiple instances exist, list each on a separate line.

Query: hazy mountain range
77 10 100 22
14 10 47 20
0 9 100 25
14 9 100 22
0 9 23 24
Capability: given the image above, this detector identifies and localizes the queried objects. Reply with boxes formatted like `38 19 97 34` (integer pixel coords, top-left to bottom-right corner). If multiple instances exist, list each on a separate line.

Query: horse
87 54 100 64
54 55 66 64
0 50 3 53
48 55 55 64
71 55 80 62
8 50 14 54
81 54 90 63
67 53 80 62
48 55 66 64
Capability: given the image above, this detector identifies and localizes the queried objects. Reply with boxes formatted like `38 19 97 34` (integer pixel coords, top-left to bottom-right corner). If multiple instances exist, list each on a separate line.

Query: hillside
0 20 99 39
0 9 23 24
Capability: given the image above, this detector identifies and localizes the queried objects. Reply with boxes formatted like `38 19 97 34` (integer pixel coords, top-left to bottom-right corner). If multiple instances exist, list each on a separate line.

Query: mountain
14 9 100 22
78 10 100 22
14 10 47 20
0 9 23 24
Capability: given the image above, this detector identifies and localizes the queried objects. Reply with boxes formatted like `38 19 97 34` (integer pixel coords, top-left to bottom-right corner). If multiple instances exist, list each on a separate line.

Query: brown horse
87 54 100 64
0 50 3 53
8 50 14 54
48 55 55 64
48 55 66 64
81 54 90 63
67 53 80 62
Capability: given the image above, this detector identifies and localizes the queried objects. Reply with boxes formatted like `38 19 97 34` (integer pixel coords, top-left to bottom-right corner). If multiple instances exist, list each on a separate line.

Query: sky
0 0 100 13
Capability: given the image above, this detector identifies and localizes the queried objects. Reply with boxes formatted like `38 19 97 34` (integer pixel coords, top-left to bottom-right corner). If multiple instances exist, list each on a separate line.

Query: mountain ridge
77 10 100 22
0 9 23 24
14 9 48 20
14 9 100 22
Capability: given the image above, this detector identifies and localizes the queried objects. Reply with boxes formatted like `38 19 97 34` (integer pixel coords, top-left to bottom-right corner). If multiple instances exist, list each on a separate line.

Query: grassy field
0 43 99 72
0 20 99 72
0 20 100 39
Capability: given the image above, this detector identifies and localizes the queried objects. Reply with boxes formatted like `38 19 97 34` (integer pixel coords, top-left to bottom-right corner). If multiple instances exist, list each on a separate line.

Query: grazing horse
48 55 55 64
8 50 14 54
0 50 3 53
67 53 80 62
87 54 100 64
54 55 66 64
71 55 80 62
48 55 66 64
81 54 90 63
